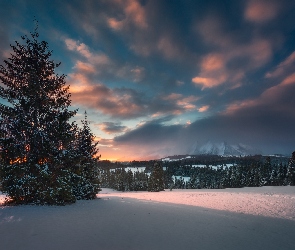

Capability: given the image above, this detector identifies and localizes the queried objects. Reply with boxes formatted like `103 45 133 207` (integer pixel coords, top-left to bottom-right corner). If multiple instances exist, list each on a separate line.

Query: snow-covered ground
1 187 295 250
171 175 191 183
124 167 146 173
99 186 295 221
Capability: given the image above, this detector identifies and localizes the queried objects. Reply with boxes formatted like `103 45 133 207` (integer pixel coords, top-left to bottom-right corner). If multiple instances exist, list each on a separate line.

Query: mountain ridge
190 141 261 156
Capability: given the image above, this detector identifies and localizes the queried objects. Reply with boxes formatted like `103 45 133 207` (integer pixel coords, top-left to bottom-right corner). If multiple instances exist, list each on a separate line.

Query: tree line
99 156 295 191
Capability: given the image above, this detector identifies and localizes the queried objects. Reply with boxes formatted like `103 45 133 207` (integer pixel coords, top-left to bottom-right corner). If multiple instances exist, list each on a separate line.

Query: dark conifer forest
99 155 295 191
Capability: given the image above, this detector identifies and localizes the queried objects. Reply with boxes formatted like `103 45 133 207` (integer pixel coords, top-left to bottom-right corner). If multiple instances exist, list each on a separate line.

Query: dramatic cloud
1 0 295 160
71 83 146 119
225 75 295 117
114 99 295 159
70 78 199 119
193 15 274 90
113 51 295 159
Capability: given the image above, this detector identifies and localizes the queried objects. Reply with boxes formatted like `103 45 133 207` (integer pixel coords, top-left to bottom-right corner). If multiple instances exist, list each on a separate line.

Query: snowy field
99 186 295 221
1 187 295 250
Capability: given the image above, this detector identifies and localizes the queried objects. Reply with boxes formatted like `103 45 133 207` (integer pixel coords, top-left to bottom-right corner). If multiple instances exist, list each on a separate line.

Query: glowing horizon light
9 156 27 164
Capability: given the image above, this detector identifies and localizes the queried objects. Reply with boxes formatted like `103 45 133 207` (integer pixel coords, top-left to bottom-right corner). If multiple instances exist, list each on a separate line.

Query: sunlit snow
98 186 295 221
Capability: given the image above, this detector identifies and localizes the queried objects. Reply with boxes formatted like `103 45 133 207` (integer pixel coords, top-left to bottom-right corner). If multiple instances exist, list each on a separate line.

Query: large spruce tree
0 25 78 205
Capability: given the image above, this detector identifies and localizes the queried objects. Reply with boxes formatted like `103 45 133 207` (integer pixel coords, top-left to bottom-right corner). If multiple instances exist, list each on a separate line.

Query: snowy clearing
1 187 295 250
99 186 295 221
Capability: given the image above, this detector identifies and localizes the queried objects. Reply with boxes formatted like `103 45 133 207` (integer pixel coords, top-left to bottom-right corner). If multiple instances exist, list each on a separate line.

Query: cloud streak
97 122 128 134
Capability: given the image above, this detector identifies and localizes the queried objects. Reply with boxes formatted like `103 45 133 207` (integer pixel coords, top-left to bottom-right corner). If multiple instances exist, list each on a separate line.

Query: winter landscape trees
99 155 294 191
0 25 100 205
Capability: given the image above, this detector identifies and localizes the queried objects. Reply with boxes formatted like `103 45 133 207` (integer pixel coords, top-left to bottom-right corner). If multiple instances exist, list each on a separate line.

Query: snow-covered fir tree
0 24 78 205
72 111 100 199
148 162 164 192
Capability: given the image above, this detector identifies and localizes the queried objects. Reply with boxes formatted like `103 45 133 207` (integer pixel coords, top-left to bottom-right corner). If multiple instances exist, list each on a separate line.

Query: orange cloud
245 0 279 23
162 93 183 101
65 38 92 58
151 112 164 118
176 96 198 111
192 76 227 89
124 0 147 29
160 94 198 114
74 61 96 74
192 53 229 89
107 18 124 30
194 15 274 90
91 54 110 65
65 38 110 66
225 72 295 115
198 105 210 112
69 75 146 119
201 53 224 71
224 99 258 115
261 73 295 101
280 73 295 86
107 0 147 30
68 72 91 92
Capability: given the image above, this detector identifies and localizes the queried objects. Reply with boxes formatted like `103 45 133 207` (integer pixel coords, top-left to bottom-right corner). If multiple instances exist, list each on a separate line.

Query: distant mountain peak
191 141 260 156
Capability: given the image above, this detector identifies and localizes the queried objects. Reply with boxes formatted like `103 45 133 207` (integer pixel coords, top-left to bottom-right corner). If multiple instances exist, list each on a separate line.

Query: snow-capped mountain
191 141 260 156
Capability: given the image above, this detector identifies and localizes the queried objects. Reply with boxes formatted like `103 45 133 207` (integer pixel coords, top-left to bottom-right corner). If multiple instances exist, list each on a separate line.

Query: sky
1 0 295 161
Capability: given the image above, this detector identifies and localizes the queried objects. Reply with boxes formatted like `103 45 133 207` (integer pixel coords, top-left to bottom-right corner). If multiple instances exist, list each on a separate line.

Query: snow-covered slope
192 141 260 156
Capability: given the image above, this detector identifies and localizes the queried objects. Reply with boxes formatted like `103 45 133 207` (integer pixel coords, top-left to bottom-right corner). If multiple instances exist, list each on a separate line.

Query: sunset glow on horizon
1 0 295 161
